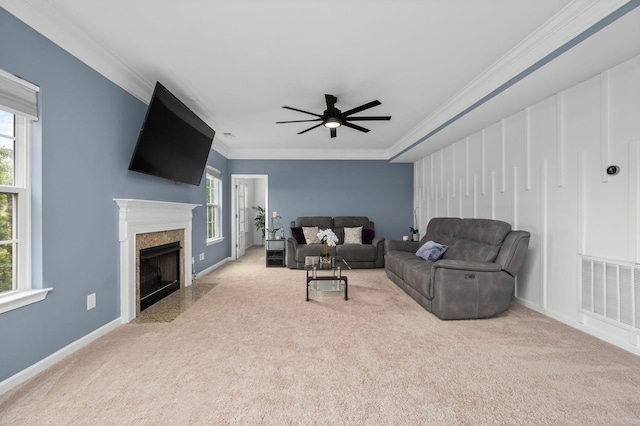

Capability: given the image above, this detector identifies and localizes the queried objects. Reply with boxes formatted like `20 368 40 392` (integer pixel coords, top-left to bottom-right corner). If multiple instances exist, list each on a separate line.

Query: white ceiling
2 0 640 162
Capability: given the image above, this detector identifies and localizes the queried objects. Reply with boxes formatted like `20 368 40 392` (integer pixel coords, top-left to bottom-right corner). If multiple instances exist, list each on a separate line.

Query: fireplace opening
139 241 181 311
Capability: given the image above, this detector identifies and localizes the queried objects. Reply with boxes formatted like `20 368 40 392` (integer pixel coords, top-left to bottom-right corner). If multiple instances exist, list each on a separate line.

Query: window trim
0 71 51 314
205 167 223 245
0 289 51 315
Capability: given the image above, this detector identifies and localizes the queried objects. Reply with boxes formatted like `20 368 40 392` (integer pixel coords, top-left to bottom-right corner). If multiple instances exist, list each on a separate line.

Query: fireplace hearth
139 241 181 311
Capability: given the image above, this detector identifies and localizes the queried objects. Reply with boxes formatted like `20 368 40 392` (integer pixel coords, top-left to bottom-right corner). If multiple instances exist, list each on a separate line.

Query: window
0 69 50 314
206 167 222 244
0 109 19 295
238 183 247 233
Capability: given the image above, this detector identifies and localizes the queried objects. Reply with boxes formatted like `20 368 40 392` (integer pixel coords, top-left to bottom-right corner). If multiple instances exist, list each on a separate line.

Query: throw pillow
302 226 321 244
344 226 363 245
362 228 375 244
290 227 306 244
416 240 449 262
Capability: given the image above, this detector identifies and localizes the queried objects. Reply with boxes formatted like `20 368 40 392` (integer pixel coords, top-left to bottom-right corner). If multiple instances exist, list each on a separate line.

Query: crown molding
223 147 391 161
211 137 231 159
4 0 633 163
389 0 633 160
0 0 154 103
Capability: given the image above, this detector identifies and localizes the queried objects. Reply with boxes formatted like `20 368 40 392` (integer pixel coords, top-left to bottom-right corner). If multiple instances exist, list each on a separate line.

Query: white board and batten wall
414 54 640 355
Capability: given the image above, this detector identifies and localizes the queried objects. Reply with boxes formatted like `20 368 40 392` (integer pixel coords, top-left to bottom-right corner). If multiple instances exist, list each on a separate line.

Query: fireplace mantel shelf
114 199 200 242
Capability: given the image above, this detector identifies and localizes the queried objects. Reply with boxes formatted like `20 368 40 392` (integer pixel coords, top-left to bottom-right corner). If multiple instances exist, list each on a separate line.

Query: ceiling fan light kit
277 94 391 138
323 116 341 128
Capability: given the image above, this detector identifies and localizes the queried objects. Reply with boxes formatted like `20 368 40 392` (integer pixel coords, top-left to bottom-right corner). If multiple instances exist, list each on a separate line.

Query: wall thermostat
606 165 620 176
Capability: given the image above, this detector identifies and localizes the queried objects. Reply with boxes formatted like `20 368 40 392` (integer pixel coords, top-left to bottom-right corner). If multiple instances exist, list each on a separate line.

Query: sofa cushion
402 257 434 300
344 227 362 244
416 241 449 261
336 244 377 262
333 216 372 229
385 250 415 278
302 226 321 244
334 217 373 245
294 216 334 229
421 217 460 248
443 219 511 263
295 243 328 262
290 227 306 244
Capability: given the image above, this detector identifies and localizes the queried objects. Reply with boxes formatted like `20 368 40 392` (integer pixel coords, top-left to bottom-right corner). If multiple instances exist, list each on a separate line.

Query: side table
265 239 286 267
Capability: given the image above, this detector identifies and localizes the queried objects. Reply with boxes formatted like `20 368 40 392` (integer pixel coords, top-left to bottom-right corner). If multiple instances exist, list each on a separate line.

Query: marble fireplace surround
114 199 199 322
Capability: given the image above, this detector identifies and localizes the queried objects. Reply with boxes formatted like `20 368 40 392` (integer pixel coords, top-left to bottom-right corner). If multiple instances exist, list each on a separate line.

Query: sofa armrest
286 237 299 269
371 236 385 247
371 236 386 268
494 231 530 277
430 260 514 319
286 237 299 250
385 240 419 253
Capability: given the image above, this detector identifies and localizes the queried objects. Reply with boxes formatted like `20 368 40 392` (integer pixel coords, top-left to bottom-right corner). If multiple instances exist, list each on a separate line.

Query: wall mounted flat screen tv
129 82 215 186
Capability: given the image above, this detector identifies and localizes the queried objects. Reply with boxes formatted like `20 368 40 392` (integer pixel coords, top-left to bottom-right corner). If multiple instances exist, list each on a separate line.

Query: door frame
231 174 269 260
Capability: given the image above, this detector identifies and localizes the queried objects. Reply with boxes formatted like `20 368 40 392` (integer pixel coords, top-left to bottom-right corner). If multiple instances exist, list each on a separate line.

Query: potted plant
410 227 420 242
252 206 266 242
318 228 338 263
268 212 282 239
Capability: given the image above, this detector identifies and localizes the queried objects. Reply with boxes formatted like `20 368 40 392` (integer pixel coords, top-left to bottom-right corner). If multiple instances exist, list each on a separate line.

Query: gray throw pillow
416 240 449 261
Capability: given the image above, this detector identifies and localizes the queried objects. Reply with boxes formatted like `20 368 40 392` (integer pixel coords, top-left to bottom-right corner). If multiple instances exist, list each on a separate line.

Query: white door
236 183 247 258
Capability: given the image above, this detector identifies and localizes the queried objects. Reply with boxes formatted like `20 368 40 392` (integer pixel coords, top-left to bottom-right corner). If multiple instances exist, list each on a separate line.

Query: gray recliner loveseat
287 216 385 269
385 217 530 320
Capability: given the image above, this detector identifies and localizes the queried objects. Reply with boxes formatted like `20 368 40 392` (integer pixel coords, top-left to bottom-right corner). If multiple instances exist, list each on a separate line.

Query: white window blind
0 68 39 120
207 167 221 180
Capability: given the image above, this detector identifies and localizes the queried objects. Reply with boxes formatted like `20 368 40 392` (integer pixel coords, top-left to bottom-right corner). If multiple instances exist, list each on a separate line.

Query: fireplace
139 241 181 311
135 228 186 316
115 199 198 322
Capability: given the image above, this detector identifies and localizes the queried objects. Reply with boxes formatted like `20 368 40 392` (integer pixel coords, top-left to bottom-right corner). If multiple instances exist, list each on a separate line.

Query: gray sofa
286 216 385 269
385 217 530 320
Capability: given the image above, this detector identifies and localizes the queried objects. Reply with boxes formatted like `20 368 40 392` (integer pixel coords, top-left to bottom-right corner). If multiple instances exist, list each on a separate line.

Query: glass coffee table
304 256 350 301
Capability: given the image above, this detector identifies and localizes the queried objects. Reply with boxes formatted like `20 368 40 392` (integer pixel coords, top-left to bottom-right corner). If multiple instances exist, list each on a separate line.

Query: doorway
231 174 268 260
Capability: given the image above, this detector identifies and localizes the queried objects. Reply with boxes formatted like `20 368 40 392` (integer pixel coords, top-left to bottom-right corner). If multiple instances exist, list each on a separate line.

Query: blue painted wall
0 8 230 381
229 160 413 239
0 7 413 384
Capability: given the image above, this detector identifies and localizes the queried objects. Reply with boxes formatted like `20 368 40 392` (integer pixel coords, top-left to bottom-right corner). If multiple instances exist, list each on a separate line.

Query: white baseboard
513 297 576 325
0 317 123 396
195 256 232 279
513 298 640 357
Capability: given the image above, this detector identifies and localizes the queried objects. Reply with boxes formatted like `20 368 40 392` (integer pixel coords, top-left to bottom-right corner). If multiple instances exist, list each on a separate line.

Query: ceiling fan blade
276 119 322 124
345 116 391 121
325 94 337 110
298 123 323 135
282 106 322 117
342 121 370 133
330 128 337 138
342 100 381 117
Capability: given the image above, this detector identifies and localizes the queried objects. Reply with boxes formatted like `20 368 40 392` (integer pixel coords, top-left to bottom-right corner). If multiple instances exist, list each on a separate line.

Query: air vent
580 255 640 331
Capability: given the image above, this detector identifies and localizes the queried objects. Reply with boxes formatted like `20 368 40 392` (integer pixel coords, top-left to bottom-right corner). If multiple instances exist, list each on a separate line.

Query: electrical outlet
87 293 96 310
199 252 205 261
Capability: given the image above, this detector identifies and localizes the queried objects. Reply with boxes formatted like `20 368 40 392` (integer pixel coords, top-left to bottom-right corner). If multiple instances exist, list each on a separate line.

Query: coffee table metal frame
304 257 349 301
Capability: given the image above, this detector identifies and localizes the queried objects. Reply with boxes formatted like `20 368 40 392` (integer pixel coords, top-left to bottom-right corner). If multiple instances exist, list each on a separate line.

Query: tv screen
129 82 215 186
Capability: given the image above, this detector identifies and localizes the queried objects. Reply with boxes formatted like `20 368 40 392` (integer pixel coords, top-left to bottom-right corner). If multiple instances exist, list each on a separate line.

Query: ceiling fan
276 94 391 138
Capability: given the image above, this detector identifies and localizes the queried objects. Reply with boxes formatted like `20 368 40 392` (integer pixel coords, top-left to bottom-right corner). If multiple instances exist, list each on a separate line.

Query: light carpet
1 246 640 425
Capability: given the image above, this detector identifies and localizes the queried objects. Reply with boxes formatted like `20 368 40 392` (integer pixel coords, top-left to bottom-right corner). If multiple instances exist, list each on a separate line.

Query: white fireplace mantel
114 198 200 322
